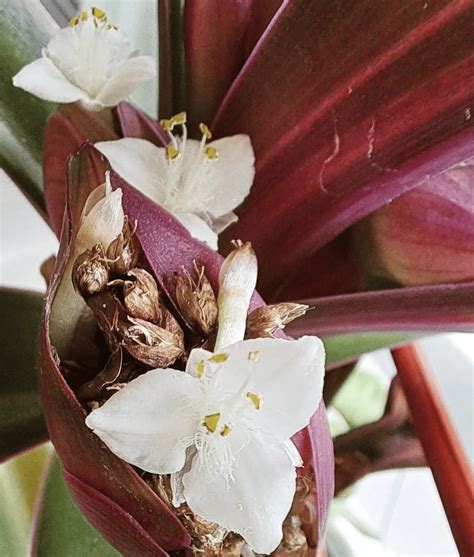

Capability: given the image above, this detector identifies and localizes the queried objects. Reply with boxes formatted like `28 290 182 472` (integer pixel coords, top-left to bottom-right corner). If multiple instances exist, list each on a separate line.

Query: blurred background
1 0 472 555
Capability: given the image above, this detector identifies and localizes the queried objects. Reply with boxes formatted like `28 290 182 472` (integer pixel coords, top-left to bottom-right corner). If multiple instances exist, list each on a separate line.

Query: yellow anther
196 359 206 378
248 350 260 362
166 145 180 160
79 10 88 21
160 119 174 131
171 111 187 125
205 146 219 160
209 353 229 363
204 413 221 433
247 392 261 410
107 23 118 30
199 123 212 140
220 424 232 437
92 7 107 20
68 16 79 27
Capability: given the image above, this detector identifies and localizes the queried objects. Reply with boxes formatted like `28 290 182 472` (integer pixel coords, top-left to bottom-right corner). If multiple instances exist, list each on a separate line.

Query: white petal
86 369 203 474
76 182 124 252
216 336 326 440
12 57 86 103
175 212 218 249
95 55 156 107
95 138 167 204
209 211 238 234
183 429 295 554
181 135 254 218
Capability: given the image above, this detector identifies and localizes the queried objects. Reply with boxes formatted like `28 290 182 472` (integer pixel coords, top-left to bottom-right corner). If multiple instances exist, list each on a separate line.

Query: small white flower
96 113 255 248
12 7 155 111
85 243 325 554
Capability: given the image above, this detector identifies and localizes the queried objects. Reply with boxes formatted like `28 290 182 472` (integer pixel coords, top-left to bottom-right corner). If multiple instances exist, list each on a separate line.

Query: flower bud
175 267 217 335
214 241 257 351
123 268 161 323
106 217 140 275
123 317 184 368
355 166 474 286
72 243 109 297
246 303 309 339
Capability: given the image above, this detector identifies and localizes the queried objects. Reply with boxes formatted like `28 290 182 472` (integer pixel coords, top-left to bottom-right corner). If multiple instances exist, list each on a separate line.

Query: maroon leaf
115 102 168 146
213 0 474 295
184 0 282 125
43 104 117 237
355 161 474 286
286 281 474 338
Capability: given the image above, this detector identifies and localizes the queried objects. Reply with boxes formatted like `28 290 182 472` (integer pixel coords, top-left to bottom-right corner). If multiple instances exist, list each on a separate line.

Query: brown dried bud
86 290 128 351
106 217 140 275
123 268 161 323
123 316 184 368
72 244 109 297
175 266 217 335
245 303 309 339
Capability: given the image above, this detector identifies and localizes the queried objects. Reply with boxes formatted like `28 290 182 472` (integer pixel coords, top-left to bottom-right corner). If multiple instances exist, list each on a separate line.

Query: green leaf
0 0 57 216
0 289 48 461
0 444 51 557
324 331 421 368
33 457 119 557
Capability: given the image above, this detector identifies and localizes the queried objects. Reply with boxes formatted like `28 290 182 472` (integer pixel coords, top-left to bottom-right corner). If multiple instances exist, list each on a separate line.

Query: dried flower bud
123 268 161 323
246 303 309 339
214 241 258 351
106 217 140 275
160 306 185 339
72 243 109 297
175 266 217 335
123 316 184 368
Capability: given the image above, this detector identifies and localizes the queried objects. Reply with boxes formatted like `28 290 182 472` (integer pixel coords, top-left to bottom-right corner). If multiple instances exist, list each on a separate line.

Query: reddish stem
392 343 474 557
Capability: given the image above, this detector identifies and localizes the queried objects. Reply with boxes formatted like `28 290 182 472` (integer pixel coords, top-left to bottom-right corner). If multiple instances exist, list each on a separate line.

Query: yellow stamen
247 392 261 410
204 413 221 433
205 146 219 160
68 16 79 27
166 145 180 160
248 350 260 362
171 111 187 125
92 7 107 20
199 123 212 140
107 23 118 30
196 359 206 378
220 424 232 437
209 353 229 363
79 10 88 21
160 118 174 131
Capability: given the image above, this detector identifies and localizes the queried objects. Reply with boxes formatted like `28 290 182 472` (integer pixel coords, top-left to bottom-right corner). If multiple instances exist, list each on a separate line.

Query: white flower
96 113 255 249
85 243 325 554
86 336 325 554
12 7 155 111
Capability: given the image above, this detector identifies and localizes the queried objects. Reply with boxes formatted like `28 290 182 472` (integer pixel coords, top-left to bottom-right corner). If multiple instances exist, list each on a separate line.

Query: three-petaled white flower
12 7 155 111
86 243 325 554
96 113 255 249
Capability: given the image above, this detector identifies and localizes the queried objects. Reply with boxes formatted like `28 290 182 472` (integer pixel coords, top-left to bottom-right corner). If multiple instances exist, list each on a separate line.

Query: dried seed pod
175 266 217 335
123 268 161 323
72 243 109 297
245 303 309 339
123 316 184 368
106 217 140 275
